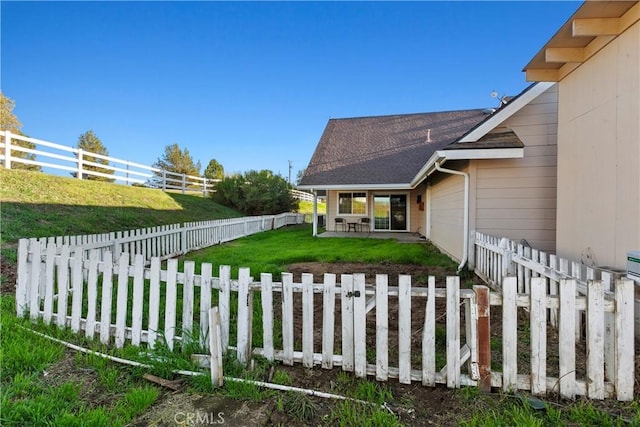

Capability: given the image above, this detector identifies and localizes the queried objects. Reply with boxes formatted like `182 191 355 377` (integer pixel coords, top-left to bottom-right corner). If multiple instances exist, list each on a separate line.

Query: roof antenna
491 90 508 107
426 128 431 142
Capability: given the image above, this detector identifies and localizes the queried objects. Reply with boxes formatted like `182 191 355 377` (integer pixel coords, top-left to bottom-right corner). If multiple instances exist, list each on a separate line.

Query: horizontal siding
476 208 556 220
429 174 464 261
472 84 558 252
477 165 556 179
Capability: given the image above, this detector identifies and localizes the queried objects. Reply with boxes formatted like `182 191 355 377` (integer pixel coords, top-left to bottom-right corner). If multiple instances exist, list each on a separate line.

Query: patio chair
334 217 346 231
358 217 371 232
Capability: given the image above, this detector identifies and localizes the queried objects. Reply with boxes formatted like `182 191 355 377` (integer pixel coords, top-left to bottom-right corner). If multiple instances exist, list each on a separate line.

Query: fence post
77 148 84 179
4 130 12 169
202 178 207 197
209 307 224 387
474 284 491 392
182 173 186 194
162 170 167 191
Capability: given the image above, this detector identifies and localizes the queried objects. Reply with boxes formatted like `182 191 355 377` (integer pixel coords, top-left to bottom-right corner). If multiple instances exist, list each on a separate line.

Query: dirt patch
1 253 18 294
286 261 479 286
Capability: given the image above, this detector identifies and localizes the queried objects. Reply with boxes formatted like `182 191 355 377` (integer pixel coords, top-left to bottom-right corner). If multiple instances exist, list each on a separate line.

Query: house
298 82 559 269
523 0 639 272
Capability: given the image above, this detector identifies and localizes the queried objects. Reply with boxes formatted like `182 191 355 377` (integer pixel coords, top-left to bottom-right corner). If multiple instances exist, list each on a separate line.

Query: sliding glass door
373 195 407 231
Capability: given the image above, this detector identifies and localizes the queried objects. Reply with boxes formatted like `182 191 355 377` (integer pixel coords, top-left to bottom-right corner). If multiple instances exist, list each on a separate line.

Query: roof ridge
328 108 487 121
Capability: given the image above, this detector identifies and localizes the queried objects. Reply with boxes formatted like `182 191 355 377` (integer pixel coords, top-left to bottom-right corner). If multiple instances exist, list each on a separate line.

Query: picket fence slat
182 261 196 347
261 273 274 361
115 253 130 348
200 263 213 349
236 268 251 365
282 273 294 366
502 276 517 392
587 280 605 399
131 254 145 346
85 250 99 340
43 244 56 324
376 274 389 382
165 259 178 351
322 273 336 370
615 280 634 401
422 276 436 386
353 274 366 378
559 279 577 399
341 274 354 372
70 252 84 333
99 251 113 344
219 265 231 352
28 241 42 321
530 277 547 395
398 275 412 384
302 273 314 369
446 276 460 388
148 257 161 348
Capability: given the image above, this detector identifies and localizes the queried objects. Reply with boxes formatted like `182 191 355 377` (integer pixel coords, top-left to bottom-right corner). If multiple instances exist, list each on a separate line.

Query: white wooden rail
0 131 218 195
16 245 636 401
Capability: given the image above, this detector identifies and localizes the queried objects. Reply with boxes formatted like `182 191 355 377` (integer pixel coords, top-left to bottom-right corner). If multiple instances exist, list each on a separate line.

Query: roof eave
296 183 413 191
409 148 524 187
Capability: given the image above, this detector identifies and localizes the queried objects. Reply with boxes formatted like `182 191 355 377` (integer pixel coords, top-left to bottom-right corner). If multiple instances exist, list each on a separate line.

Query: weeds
284 392 319 422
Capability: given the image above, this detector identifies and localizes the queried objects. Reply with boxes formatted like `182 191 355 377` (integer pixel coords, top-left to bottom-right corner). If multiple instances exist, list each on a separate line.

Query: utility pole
288 160 292 185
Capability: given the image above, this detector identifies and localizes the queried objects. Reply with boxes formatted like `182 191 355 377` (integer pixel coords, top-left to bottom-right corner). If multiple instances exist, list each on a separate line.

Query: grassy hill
0 168 243 265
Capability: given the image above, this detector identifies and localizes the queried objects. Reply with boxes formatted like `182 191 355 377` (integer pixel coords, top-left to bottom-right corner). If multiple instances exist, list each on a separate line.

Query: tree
153 144 201 177
203 159 224 181
295 168 306 185
213 169 298 215
72 130 114 182
0 92 41 171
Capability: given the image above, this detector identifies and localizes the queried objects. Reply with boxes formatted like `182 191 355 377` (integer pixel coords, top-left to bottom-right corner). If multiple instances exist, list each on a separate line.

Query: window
338 192 366 215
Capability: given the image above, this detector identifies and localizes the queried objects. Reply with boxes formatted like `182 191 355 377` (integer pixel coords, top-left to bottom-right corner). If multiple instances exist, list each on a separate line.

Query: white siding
429 168 465 261
472 84 558 252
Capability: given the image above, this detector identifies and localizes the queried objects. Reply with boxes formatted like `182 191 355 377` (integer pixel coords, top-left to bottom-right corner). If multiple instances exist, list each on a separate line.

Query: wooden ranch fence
16 245 635 401
21 213 303 266
0 131 217 195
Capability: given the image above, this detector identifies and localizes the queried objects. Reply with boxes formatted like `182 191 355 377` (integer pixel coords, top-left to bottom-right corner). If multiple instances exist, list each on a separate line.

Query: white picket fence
0 131 217 195
474 232 629 297
22 213 304 266
16 245 636 400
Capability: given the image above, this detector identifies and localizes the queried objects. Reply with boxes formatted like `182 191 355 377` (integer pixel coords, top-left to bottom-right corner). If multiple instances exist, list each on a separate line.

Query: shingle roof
299 109 488 187
445 130 524 151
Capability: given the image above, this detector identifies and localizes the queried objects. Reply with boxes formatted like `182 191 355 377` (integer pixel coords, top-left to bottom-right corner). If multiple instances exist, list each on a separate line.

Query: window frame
337 191 368 215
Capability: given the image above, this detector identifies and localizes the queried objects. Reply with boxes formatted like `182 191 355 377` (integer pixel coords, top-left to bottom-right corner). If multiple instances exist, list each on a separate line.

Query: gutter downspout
434 160 469 273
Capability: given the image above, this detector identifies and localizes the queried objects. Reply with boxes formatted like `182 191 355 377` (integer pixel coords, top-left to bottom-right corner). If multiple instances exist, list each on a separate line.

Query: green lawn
182 224 455 279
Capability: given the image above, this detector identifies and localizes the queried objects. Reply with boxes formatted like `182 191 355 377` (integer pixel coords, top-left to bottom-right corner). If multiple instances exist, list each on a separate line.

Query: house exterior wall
470 84 558 253
409 184 428 236
556 21 640 269
428 164 467 261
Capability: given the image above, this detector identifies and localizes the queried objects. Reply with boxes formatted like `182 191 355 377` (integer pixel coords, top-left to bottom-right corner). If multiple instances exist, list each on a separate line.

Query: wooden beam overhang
524 1 640 82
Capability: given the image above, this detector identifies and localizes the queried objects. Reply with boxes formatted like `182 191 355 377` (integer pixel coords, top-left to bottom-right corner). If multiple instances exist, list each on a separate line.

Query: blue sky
1 1 580 180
